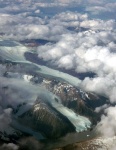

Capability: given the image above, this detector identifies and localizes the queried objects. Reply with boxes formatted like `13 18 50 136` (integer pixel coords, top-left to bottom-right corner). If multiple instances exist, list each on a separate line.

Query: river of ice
0 39 81 87
0 39 91 132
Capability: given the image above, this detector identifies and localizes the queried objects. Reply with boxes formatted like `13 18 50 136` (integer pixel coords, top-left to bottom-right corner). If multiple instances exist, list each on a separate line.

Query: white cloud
0 107 13 134
38 19 116 73
97 106 116 137
95 104 109 113
86 2 116 15
80 77 116 103
1 143 19 150
58 55 74 69
36 12 116 106
0 0 116 143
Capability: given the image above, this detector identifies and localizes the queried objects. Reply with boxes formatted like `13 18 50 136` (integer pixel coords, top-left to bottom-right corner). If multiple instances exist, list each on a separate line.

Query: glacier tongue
58 108 91 132
0 39 29 62
51 102 91 132
0 39 81 87
37 93 91 132
0 39 91 133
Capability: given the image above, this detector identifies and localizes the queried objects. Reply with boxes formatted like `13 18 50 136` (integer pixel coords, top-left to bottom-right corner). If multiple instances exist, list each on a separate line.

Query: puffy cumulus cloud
0 10 89 41
0 143 19 150
0 65 6 76
0 12 50 40
38 19 116 73
37 12 116 105
53 0 82 6
111 145 116 150
18 137 43 150
0 9 71 41
0 108 13 134
51 12 88 29
0 74 62 110
80 76 116 103
0 0 116 143
97 106 116 137
0 76 36 136
80 19 115 30
0 75 62 138
58 55 74 69
84 0 116 17
86 2 116 15
95 104 109 113
0 0 77 13
0 78 33 108
0 0 51 40
0 0 115 40
0 138 43 150
86 6 107 15
87 0 104 5
0 0 116 16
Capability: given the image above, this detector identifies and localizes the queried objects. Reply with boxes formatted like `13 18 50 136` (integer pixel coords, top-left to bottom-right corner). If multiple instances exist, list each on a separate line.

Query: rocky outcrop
38 78 108 125
17 100 75 139
54 136 116 150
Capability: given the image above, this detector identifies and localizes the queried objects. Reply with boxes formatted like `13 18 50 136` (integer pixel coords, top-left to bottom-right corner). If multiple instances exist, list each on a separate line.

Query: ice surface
0 39 81 87
0 39 91 132
50 101 91 132
0 39 29 62
36 65 81 87
58 107 91 132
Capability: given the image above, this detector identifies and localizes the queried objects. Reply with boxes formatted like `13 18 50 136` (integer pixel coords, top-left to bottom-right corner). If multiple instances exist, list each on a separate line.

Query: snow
33 104 41 112
0 39 91 133
23 75 33 82
0 39 81 87
50 99 91 132
85 93 90 99
36 65 81 87
57 106 91 132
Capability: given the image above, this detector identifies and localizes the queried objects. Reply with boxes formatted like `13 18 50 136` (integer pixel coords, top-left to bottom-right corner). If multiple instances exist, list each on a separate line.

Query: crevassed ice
0 39 81 87
51 102 91 132
0 39 91 132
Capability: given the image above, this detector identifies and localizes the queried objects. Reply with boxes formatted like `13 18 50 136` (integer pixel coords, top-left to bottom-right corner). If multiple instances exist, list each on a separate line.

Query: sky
0 0 116 149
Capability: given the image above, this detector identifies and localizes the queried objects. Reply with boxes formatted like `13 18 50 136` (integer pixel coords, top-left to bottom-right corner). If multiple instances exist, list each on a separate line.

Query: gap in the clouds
20 39 55 47
24 52 96 80
40 6 85 17
67 27 89 32
0 40 19 47
88 12 116 20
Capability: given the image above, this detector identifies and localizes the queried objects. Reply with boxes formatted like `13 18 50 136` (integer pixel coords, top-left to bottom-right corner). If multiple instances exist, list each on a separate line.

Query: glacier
0 39 91 132
0 39 81 87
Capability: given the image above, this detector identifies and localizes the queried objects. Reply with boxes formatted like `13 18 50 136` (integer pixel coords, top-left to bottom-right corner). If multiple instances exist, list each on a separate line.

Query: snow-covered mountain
0 39 110 149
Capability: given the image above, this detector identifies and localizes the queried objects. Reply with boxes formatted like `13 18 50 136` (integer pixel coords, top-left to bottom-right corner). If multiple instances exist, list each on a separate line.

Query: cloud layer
0 0 116 142
97 106 116 137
